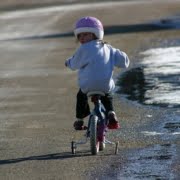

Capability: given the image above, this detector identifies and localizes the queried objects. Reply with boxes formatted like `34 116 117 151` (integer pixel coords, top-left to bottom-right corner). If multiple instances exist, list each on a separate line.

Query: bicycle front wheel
90 115 99 155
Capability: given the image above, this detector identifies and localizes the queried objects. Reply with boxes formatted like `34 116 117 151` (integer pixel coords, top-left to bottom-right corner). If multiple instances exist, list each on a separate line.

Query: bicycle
71 91 119 155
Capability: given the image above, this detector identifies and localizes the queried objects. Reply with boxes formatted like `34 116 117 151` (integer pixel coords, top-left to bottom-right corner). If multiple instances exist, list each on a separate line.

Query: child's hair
92 33 98 40
75 32 98 44
76 33 97 40
75 36 108 45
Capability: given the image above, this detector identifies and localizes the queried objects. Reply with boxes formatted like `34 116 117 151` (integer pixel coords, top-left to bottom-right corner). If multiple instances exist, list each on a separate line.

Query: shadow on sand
2 22 173 41
0 151 92 165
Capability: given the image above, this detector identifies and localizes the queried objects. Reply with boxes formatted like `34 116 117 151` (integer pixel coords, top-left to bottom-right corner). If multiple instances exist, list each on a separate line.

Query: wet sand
0 0 180 179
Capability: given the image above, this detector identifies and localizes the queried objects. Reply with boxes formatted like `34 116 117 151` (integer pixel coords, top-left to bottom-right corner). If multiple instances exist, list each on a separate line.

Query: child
65 16 130 130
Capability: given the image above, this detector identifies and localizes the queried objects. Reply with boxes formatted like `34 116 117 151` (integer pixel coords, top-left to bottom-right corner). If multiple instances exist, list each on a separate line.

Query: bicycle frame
71 91 119 155
86 94 107 141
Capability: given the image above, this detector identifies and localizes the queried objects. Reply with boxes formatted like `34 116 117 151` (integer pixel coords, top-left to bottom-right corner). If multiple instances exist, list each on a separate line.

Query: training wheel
71 141 76 154
115 141 119 155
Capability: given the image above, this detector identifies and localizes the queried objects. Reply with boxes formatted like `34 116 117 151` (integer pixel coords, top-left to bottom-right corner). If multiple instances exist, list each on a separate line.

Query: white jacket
66 40 129 93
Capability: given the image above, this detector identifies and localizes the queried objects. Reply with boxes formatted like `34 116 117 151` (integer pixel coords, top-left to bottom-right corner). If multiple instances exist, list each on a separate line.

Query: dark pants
76 89 114 119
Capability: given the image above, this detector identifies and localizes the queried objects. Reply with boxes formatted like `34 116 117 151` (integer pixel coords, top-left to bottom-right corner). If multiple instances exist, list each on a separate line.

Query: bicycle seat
87 91 105 97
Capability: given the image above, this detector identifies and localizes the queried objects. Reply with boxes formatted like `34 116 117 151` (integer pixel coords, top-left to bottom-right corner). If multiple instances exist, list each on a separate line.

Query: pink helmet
74 16 104 40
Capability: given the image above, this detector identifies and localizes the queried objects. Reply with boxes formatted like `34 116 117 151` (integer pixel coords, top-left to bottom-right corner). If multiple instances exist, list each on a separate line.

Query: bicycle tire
90 115 99 155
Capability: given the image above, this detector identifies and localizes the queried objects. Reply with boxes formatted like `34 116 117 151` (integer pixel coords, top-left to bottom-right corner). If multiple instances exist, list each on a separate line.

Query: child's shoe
107 111 120 129
73 119 87 130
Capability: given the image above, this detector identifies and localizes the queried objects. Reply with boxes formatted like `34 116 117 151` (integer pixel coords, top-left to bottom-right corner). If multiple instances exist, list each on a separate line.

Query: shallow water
117 45 180 109
117 14 180 109
115 15 180 180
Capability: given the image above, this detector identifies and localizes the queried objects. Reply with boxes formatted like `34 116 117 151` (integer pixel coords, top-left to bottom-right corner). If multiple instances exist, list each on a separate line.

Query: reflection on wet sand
117 46 180 108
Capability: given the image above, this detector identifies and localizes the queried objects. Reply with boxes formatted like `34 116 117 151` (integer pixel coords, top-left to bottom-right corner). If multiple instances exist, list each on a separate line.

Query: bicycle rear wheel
90 115 99 155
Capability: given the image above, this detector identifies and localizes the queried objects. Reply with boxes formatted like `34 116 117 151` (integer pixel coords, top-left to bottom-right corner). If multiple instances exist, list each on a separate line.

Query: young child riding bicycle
65 16 130 130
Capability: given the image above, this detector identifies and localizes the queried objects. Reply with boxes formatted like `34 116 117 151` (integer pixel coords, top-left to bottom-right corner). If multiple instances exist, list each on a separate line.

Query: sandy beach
0 0 179 179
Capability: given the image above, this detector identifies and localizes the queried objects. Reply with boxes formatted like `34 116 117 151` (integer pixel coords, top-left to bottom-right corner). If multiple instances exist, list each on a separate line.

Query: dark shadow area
116 66 180 108
164 122 180 133
0 151 91 165
116 67 148 104
2 22 174 41
104 23 173 34
139 155 172 161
